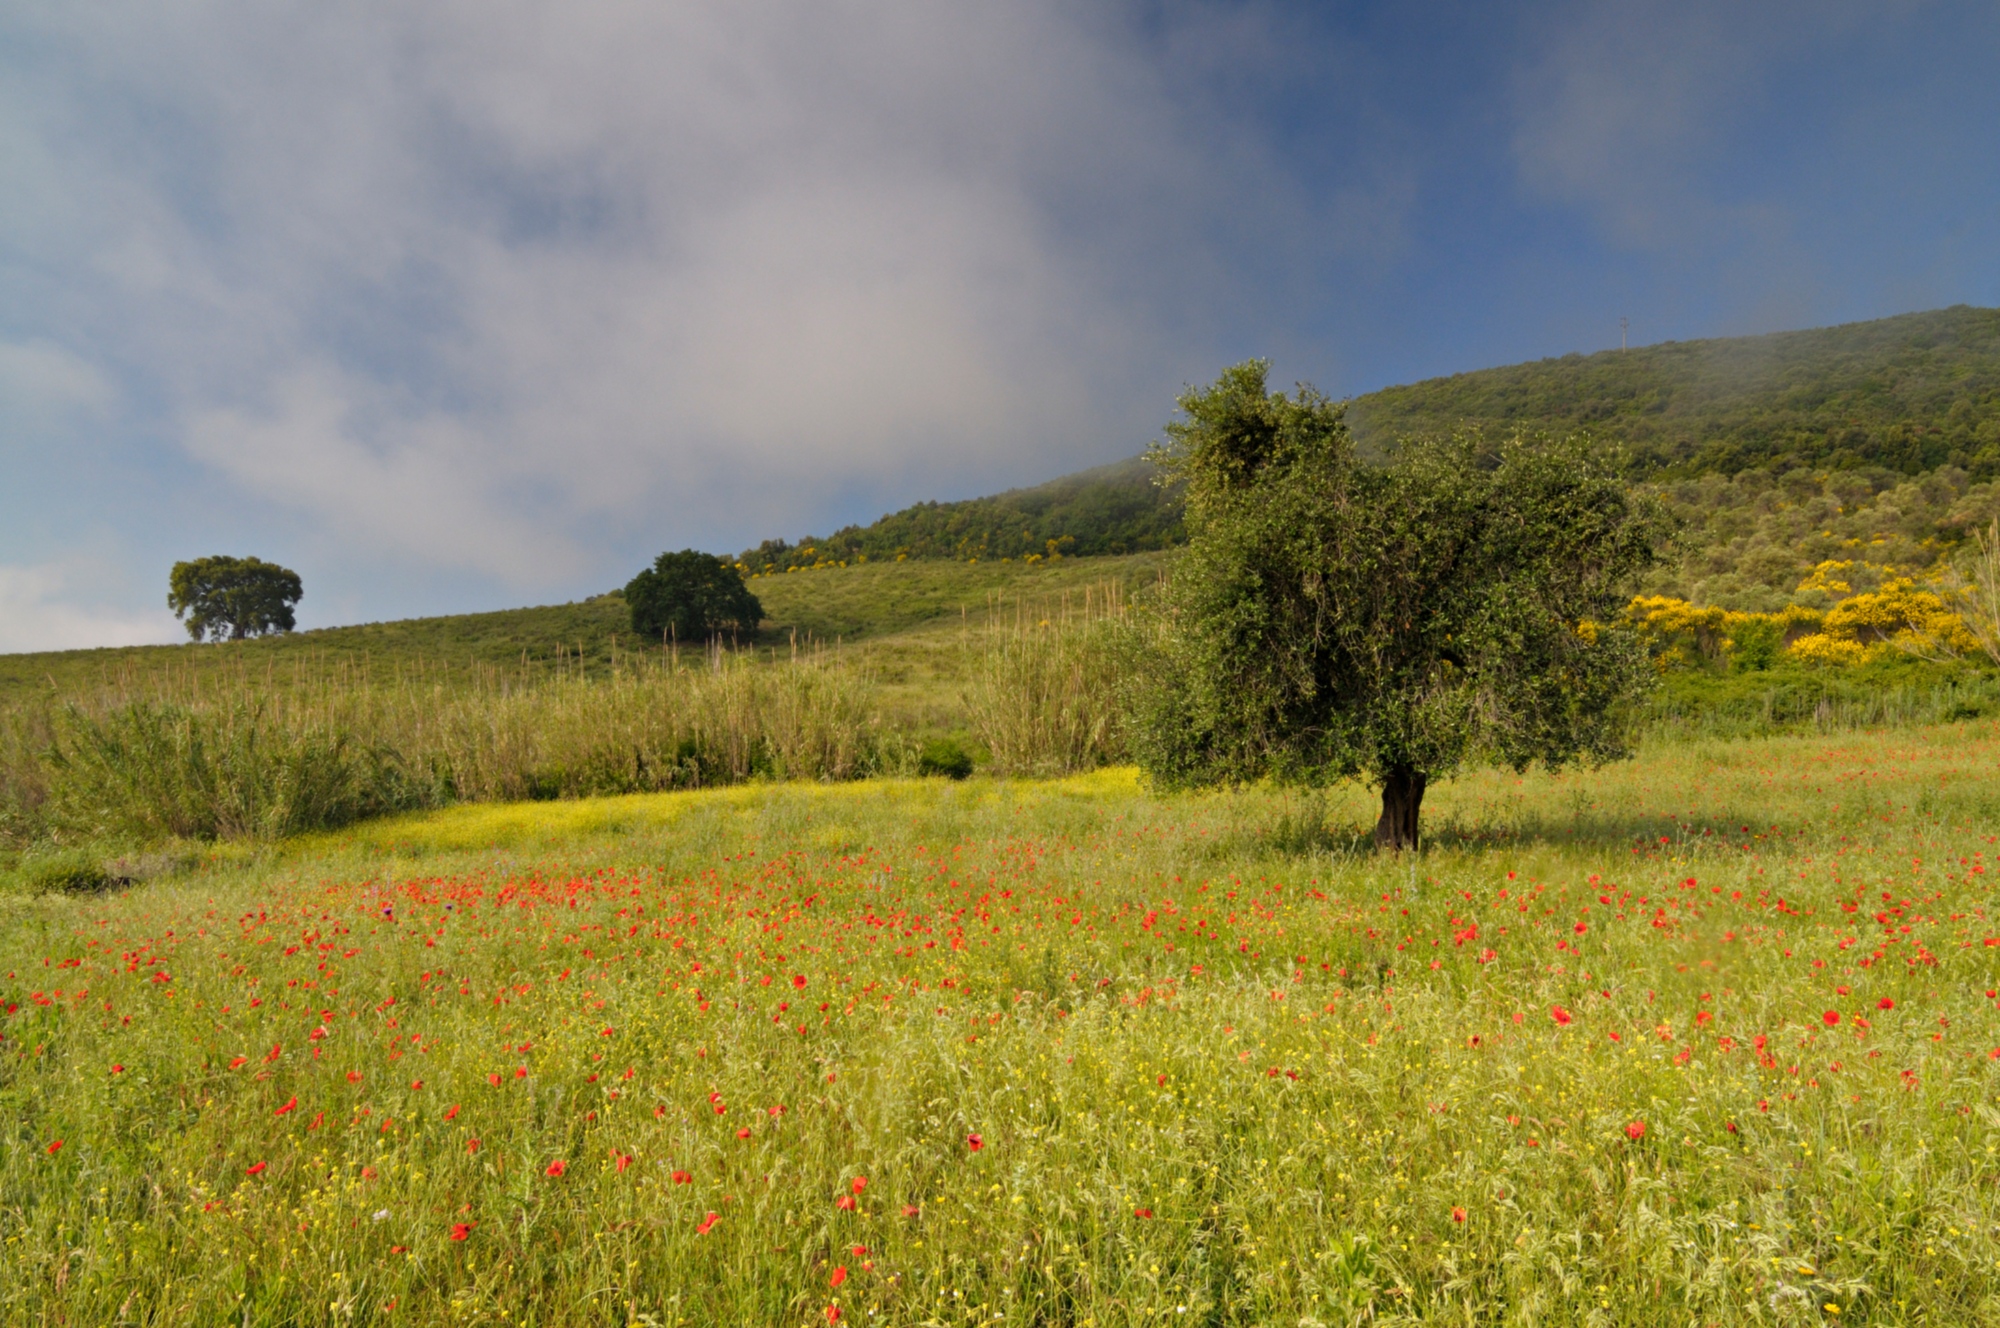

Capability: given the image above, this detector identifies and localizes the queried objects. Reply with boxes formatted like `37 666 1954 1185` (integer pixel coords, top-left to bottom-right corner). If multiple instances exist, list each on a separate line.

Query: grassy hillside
1347 304 2000 479
0 553 1165 704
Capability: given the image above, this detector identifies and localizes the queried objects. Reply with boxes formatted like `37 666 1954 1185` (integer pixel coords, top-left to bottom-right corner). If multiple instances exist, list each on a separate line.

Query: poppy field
5 724 2000 1325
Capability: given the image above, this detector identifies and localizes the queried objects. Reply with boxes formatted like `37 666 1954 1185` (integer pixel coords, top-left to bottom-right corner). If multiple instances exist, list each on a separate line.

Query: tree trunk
1374 767 1426 852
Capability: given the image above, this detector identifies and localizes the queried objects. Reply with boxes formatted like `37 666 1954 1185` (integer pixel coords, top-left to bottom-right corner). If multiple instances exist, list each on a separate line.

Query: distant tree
167 556 303 642
626 550 764 645
1131 362 1675 850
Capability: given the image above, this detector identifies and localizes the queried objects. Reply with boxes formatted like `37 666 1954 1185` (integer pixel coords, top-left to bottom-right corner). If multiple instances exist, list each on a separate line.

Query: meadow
6 722 2000 1324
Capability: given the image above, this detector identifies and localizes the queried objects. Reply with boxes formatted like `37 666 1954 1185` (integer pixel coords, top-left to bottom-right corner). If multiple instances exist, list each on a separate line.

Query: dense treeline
738 457 1181 572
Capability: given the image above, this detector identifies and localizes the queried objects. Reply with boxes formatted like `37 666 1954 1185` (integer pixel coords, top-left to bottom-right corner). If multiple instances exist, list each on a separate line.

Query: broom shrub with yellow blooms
1630 533 2000 672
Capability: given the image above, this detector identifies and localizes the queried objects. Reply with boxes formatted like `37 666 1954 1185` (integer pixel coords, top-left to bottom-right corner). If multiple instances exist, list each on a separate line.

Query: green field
6 723 2000 1323
0 553 1165 708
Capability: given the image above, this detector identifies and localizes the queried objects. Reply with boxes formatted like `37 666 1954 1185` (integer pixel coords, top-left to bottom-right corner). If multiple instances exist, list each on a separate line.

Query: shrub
916 737 973 780
22 850 116 896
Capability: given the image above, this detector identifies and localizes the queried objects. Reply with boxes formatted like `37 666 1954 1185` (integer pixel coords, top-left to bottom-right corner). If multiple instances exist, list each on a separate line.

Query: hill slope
1346 304 2000 479
738 457 1181 571
732 306 2000 583
0 553 1166 703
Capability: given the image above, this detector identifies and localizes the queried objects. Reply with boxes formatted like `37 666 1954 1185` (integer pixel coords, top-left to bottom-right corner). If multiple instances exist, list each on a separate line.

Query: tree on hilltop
168 556 303 642
1131 362 1675 850
626 550 764 645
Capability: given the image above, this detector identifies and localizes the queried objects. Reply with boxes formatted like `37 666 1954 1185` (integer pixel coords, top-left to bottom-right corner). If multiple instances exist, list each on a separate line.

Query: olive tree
1131 362 1674 850
167 556 303 642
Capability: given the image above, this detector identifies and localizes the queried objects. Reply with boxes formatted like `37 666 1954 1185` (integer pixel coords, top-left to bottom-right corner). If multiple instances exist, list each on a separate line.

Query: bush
22 850 117 896
916 737 973 780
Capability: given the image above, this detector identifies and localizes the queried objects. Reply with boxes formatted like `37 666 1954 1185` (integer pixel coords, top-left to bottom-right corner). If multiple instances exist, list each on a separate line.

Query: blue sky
4 0 1997 648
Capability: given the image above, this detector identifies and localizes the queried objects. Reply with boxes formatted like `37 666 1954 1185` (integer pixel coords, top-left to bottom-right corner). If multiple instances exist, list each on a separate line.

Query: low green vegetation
1348 304 2000 480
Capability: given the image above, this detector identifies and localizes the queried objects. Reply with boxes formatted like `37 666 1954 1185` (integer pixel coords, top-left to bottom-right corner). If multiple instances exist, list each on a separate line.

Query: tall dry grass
2 648 882 844
964 581 1132 776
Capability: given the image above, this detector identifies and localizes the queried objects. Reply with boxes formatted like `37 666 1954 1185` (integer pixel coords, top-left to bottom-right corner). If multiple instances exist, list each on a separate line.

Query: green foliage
1727 616 1785 671
166 555 302 642
739 457 1183 570
624 550 763 645
1349 304 2000 481
915 737 973 779
1637 465 2000 611
43 700 414 841
19 849 116 895
1133 362 1673 847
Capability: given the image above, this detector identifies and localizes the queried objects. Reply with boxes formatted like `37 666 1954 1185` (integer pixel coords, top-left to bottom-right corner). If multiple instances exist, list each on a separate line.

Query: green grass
0 553 1164 707
7 724 2000 1323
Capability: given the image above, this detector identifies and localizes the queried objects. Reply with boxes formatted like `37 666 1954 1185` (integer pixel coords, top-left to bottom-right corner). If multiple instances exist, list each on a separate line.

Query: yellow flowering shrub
1787 578 1983 662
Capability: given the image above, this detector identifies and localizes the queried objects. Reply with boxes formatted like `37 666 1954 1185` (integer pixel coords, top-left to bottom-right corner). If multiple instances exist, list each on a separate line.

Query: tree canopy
625 550 764 645
167 556 303 642
1131 362 1675 849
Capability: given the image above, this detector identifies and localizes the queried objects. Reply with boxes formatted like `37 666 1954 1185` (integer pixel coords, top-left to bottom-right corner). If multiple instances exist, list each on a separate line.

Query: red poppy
1134 1207 1153 1219
696 1211 720 1235
111 1064 124 1074
901 1204 920 1217
836 1194 856 1211
444 1104 460 1121
1822 1010 1840 1027
830 1266 848 1288
275 1096 298 1116
1550 1006 1572 1026
851 1177 867 1194
347 1071 364 1083
615 1153 633 1173
488 1073 502 1086
1452 1206 1467 1223
824 1309 841 1324
793 975 808 989
545 1160 567 1178
851 1245 869 1257
450 1223 473 1241
246 1161 267 1175
467 1138 480 1153
45 1140 63 1155
736 1127 751 1139
672 1170 693 1184
1878 997 1895 1010
967 1133 984 1151
1624 1120 1646 1140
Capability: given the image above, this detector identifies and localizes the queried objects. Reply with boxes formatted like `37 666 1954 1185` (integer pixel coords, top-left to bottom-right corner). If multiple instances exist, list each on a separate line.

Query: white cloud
3 1 1314 589
0 561 180 654
0 340 117 428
